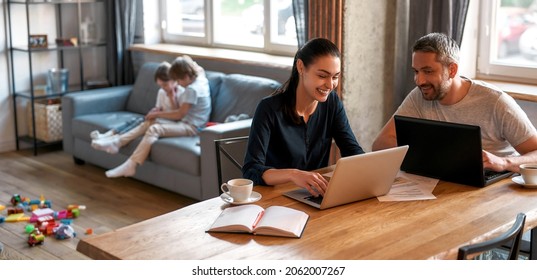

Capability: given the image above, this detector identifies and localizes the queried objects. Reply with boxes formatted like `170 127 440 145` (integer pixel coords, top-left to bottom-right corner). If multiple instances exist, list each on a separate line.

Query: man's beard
419 73 450 101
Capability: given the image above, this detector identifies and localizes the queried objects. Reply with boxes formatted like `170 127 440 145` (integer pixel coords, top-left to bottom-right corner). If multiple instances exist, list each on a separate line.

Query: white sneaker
105 159 137 178
91 135 120 154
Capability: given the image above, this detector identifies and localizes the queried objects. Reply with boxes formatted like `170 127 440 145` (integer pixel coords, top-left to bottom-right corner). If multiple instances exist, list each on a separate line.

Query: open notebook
284 146 409 209
394 115 512 187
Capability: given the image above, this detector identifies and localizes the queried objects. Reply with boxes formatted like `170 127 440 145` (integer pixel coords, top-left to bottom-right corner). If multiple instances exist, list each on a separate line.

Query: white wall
344 1 396 152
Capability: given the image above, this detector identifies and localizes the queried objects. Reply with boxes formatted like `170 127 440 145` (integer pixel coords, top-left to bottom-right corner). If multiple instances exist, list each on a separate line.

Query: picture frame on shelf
29 34 48 48
55 37 78 47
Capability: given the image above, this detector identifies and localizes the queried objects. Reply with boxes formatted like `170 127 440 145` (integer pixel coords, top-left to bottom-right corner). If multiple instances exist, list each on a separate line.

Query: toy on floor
30 208 54 223
0 204 5 224
10 194 52 212
27 228 45 247
55 204 85 220
7 207 23 215
5 213 29 222
25 224 35 234
10 194 25 206
28 198 52 210
37 216 58 236
3 193 87 247
54 223 76 240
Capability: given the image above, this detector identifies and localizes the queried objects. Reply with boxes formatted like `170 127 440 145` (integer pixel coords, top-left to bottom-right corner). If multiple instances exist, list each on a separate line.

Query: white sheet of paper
377 171 438 201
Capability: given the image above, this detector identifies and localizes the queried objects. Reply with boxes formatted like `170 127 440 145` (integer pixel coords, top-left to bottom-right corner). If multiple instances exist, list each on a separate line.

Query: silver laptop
283 145 409 210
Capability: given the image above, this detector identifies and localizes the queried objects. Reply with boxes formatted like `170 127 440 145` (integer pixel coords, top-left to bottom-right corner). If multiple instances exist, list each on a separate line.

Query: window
477 0 537 84
160 0 297 56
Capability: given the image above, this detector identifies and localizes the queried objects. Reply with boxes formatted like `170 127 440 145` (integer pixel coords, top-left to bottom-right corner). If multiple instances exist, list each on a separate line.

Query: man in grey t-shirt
372 32 537 173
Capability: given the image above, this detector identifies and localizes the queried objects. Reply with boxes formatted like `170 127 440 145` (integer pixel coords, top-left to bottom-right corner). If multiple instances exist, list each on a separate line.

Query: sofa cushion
206 71 224 97
150 136 201 176
72 112 144 142
210 74 281 123
73 111 201 176
126 62 161 115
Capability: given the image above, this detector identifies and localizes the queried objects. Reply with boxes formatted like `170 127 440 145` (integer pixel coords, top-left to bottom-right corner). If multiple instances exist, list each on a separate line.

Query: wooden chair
458 213 526 260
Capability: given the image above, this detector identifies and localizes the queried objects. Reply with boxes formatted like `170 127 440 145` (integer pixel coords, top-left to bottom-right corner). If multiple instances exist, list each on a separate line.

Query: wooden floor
0 147 197 260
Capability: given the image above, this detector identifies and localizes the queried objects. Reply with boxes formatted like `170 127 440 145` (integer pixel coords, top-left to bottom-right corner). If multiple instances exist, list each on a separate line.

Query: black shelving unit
5 0 108 155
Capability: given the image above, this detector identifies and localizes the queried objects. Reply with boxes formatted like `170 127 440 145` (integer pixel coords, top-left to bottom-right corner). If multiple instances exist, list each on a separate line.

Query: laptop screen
394 115 487 187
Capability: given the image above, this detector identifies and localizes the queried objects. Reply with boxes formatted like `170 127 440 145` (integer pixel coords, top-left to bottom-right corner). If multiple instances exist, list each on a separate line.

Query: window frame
159 0 298 56
477 0 537 85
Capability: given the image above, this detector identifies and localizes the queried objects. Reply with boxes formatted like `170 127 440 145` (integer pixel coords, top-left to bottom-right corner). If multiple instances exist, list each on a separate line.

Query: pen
252 210 265 229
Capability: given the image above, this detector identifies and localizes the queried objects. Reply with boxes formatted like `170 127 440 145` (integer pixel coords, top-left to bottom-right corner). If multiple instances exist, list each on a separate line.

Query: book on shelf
207 204 309 238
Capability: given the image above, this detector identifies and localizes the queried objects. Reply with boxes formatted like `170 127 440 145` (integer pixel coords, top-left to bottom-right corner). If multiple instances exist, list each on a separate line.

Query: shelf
6 0 109 155
14 84 85 99
17 135 63 152
9 0 105 4
12 42 107 52
18 135 62 145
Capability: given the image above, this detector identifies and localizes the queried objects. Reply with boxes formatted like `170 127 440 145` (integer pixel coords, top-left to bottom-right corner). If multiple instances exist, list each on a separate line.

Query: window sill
129 43 294 70
481 80 537 103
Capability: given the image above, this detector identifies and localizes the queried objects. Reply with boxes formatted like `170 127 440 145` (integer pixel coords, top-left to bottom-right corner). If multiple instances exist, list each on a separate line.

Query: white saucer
220 191 262 205
512 175 537 189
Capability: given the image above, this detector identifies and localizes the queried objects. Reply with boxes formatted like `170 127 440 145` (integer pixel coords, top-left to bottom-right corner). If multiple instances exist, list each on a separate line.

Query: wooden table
76 173 537 260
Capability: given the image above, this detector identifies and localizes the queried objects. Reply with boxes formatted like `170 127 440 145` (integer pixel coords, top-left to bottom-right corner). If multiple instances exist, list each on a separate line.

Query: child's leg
116 117 144 134
116 120 153 146
91 116 143 140
91 120 153 154
129 122 197 164
105 159 137 178
104 122 197 178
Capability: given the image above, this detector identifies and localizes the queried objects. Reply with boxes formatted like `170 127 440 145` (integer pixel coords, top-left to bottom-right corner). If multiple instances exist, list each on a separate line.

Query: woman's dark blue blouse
242 91 365 185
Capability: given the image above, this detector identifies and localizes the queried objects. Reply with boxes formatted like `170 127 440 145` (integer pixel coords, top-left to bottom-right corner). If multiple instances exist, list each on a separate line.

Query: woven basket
27 99 63 142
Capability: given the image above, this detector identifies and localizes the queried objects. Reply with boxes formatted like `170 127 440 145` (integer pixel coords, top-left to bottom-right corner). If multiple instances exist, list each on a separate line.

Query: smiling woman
242 38 365 196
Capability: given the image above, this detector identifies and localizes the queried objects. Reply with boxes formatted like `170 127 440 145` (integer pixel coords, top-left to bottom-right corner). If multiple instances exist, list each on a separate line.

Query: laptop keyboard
306 195 324 205
484 170 511 180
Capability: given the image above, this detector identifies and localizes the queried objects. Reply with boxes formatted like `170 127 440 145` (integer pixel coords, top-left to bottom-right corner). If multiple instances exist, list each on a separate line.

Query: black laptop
394 115 512 187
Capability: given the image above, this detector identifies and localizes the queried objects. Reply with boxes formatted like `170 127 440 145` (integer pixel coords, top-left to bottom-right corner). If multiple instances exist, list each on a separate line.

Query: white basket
27 99 63 142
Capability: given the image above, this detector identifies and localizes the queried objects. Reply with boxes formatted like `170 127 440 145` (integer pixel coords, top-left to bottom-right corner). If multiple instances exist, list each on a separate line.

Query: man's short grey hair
412 33 460 66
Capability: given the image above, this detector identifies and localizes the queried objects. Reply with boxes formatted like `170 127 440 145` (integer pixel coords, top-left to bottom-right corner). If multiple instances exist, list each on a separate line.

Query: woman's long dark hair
273 38 341 124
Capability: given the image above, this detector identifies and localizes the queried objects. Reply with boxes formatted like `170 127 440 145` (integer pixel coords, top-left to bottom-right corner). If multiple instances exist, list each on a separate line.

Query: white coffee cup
519 164 537 185
220 178 253 202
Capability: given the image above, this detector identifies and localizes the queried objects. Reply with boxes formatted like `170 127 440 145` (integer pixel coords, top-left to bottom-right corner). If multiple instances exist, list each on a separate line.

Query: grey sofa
62 62 281 200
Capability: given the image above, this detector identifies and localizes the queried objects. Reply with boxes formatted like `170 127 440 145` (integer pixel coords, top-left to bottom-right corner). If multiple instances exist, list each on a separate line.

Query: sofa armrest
199 119 252 200
62 85 133 154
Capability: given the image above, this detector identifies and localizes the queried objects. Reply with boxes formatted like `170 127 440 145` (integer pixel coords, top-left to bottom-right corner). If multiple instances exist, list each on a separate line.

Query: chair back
215 136 249 188
457 213 526 260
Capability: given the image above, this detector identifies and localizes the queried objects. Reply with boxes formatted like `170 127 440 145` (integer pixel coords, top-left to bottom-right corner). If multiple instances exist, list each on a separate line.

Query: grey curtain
393 0 470 111
106 0 138 86
292 0 308 48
